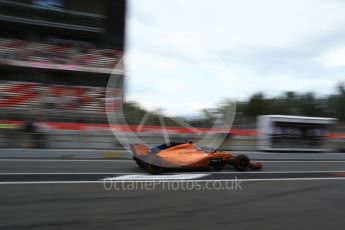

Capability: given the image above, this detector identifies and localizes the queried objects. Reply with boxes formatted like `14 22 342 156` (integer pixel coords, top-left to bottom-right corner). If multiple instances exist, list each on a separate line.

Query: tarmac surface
1 154 345 229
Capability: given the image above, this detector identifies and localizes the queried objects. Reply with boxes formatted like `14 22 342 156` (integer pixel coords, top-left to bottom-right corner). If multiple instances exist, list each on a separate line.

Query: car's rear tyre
136 160 146 168
133 157 146 168
146 155 165 174
234 155 250 171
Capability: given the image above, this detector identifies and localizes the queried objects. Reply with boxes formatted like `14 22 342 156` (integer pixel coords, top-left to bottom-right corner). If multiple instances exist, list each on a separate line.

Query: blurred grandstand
0 37 123 70
0 80 123 121
0 0 125 124
0 0 129 148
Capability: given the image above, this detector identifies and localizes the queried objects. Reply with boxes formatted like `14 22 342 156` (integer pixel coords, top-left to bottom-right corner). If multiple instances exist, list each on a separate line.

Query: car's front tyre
233 155 250 171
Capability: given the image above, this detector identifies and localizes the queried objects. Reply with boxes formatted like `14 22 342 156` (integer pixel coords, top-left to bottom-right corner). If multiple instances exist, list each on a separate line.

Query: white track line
1 170 345 175
107 177 345 183
103 174 209 181
0 159 132 162
1 159 345 163
0 181 104 185
0 149 127 152
2 177 345 185
190 170 345 174
0 172 138 175
260 160 345 163
100 177 345 183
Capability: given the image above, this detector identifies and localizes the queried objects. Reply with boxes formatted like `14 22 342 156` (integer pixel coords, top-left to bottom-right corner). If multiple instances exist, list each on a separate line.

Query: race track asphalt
1 158 345 229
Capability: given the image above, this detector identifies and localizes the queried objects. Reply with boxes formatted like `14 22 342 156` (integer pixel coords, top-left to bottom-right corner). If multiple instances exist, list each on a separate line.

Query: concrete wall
0 129 342 151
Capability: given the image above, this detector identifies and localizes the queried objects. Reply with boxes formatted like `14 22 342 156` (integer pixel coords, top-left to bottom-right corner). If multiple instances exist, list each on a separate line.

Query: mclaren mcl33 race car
131 142 263 174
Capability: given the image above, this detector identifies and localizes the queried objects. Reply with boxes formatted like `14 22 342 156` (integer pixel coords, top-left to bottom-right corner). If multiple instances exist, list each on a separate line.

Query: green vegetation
123 83 345 128
235 84 345 122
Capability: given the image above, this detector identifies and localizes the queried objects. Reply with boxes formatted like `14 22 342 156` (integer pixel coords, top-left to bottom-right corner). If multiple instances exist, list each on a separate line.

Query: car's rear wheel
234 155 250 171
146 155 165 174
133 157 146 168
136 159 146 168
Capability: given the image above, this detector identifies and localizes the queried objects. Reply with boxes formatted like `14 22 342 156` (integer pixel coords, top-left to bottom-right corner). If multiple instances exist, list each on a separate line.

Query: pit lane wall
0 121 343 151
0 129 343 152
0 129 259 150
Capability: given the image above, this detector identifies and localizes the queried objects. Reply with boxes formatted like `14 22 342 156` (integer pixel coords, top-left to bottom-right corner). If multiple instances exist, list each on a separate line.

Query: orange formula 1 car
131 142 263 174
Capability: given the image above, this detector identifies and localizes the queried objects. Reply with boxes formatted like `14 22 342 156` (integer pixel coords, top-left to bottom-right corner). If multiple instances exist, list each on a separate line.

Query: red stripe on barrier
331 172 345 177
1 120 344 138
